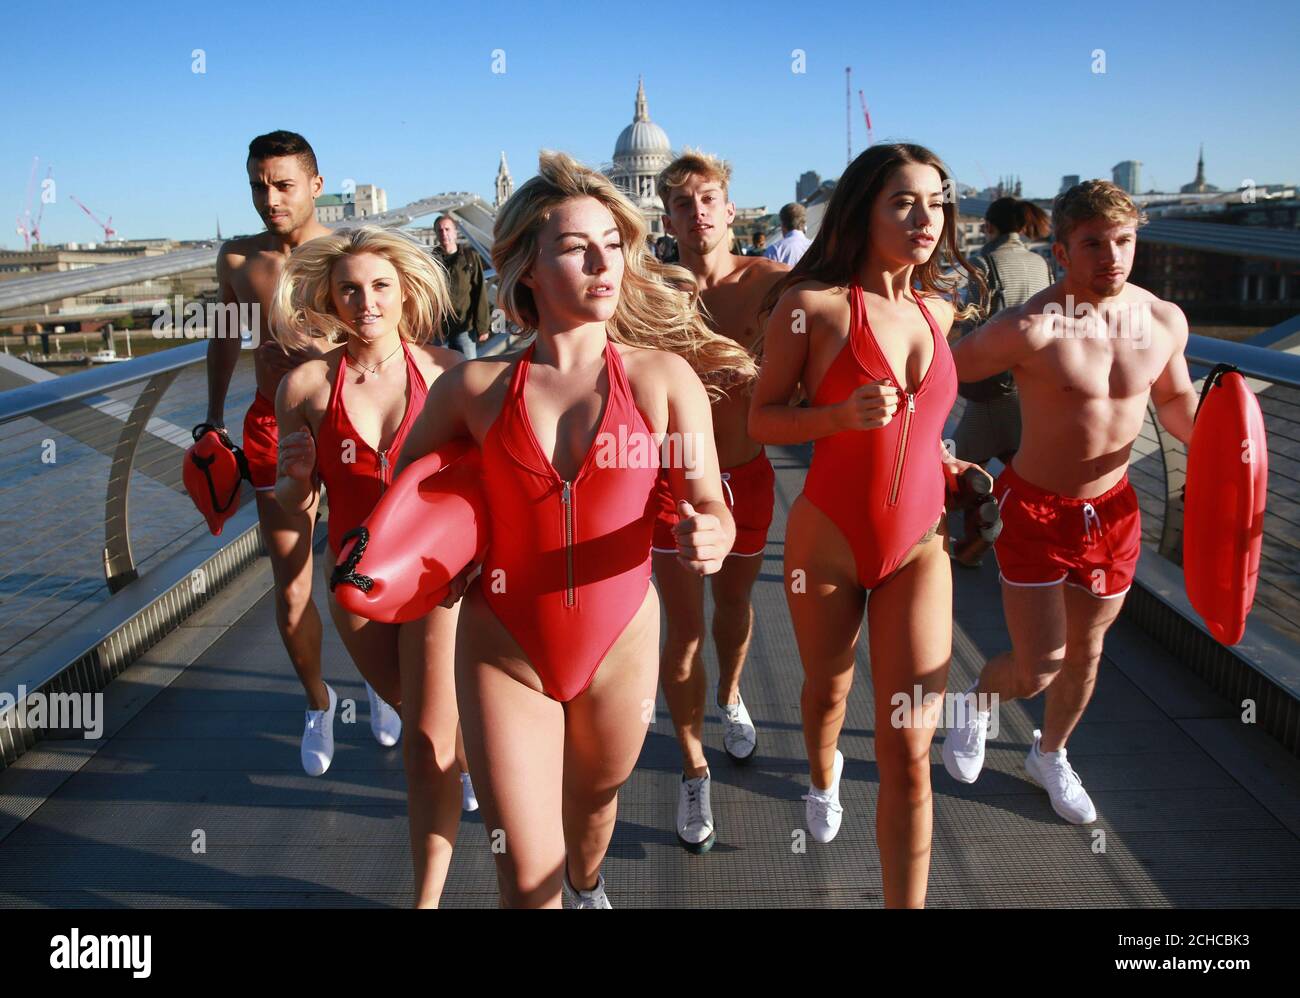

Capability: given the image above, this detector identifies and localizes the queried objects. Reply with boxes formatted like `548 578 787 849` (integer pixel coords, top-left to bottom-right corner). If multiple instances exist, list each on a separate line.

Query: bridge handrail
1185 332 1300 389
0 341 209 426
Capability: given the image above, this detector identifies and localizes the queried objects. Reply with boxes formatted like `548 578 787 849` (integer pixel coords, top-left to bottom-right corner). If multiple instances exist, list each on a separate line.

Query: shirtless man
205 130 400 776
942 180 1198 823
652 151 789 852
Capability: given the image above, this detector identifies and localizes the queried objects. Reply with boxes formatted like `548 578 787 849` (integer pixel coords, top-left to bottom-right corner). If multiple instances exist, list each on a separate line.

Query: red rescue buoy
331 439 489 623
1183 365 1268 646
183 424 251 536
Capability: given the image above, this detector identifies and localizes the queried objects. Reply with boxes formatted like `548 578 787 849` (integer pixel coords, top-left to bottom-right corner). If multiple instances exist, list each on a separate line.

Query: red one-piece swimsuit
480 339 660 701
802 283 957 588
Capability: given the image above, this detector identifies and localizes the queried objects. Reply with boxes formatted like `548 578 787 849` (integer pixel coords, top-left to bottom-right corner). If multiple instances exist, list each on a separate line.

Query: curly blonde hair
492 151 756 399
271 225 451 346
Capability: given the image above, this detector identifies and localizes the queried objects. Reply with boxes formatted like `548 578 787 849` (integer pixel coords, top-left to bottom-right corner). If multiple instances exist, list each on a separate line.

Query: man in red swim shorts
205 132 399 775
942 181 1198 823
653 151 789 852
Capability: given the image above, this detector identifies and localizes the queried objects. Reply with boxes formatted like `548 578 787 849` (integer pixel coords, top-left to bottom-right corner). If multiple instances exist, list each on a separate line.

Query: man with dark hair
431 215 490 358
246 129 319 177
943 180 1196 823
746 231 767 256
763 202 811 265
205 130 400 777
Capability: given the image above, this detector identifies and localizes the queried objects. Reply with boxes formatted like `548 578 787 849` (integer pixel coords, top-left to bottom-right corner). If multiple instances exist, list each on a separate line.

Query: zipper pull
561 480 572 504
379 450 390 482
906 392 915 413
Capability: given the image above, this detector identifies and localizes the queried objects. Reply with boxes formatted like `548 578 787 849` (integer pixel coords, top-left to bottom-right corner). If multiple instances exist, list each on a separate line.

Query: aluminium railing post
102 369 182 592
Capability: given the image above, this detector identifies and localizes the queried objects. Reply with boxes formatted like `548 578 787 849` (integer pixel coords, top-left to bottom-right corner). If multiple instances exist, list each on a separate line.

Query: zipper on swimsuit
887 391 915 507
561 479 575 607
378 450 390 492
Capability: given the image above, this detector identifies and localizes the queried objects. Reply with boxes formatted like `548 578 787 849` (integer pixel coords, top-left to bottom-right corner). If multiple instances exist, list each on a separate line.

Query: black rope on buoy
329 526 374 593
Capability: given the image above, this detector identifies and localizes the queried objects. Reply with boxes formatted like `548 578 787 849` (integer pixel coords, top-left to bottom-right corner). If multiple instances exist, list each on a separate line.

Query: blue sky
3 0 1296 246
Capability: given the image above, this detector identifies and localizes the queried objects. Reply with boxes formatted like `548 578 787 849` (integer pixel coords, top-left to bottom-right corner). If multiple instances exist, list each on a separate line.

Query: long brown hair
761 143 986 322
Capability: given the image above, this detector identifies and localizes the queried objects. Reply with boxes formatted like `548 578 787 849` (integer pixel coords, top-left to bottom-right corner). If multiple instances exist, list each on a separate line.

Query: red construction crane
858 90 874 148
70 195 116 241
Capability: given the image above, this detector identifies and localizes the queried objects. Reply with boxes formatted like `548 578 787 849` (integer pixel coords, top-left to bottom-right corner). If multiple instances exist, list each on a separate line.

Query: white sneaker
802 749 845 843
676 771 716 853
562 867 612 909
942 683 990 784
719 691 757 762
461 771 479 812
301 683 337 776
364 681 402 747
1024 729 1098 824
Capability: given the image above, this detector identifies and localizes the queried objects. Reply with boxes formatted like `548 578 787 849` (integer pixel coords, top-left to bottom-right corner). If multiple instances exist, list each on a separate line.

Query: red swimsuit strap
846 282 944 389
327 339 426 445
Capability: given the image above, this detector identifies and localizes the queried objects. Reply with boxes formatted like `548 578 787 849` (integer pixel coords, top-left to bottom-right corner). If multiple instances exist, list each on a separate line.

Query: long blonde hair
492 151 756 399
271 225 451 346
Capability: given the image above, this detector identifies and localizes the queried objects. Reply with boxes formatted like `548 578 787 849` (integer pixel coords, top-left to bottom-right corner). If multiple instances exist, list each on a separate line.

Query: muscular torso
223 234 330 402
1013 283 1180 496
697 256 785 467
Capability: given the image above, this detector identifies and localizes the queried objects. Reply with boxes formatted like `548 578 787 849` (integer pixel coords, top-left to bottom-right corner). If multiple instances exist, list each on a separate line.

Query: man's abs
712 389 762 468
1014 388 1149 497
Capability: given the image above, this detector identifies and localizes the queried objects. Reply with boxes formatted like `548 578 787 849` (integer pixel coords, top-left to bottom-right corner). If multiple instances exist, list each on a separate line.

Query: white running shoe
676 771 716 853
802 749 845 843
461 771 479 812
719 691 757 763
301 683 337 776
364 681 402 747
942 683 991 784
562 867 612 909
1024 729 1098 824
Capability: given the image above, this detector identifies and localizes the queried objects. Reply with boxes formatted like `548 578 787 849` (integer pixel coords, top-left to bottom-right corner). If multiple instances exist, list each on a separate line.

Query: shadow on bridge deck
1 444 1298 908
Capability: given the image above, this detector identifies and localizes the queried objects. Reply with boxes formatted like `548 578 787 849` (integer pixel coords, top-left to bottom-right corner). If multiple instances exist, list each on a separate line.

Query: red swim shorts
651 449 775 558
241 392 279 491
992 462 1141 599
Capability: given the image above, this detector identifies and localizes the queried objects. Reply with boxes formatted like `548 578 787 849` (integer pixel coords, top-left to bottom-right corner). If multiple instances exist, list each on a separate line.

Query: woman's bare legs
562 587 660 889
456 580 659 907
866 530 951 908
784 496 865 790
326 593 462 907
399 603 462 908
785 495 953 907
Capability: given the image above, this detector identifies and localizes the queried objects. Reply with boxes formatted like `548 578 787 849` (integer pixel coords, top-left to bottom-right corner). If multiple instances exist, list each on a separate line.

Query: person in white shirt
763 202 812 265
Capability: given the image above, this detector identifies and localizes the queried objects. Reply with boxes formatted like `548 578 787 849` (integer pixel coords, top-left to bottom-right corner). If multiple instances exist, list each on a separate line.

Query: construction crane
70 195 116 241
15 156 38 250
30 165 53 246
858 90 874 148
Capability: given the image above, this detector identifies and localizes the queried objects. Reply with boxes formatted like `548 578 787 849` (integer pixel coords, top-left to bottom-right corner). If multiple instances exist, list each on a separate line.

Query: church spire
1195 143 1206 185
495 150 514 208
634 75 649 122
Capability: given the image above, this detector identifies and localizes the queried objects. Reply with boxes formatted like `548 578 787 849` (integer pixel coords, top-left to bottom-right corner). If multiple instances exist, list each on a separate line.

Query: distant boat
89 328 134 364
21 352 89 368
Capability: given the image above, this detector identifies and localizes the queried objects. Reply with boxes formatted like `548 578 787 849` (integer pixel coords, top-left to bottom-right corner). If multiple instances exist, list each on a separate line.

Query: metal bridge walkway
2 446 1298 908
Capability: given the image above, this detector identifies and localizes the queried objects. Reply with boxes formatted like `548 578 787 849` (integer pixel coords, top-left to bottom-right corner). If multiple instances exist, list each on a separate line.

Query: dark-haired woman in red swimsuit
750 143 989 908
